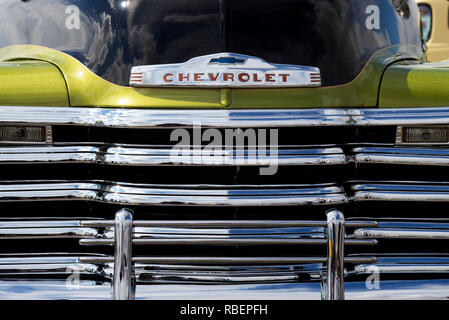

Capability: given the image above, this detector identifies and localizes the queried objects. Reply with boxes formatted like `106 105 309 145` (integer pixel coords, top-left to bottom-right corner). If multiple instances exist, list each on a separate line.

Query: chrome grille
1 106 449 300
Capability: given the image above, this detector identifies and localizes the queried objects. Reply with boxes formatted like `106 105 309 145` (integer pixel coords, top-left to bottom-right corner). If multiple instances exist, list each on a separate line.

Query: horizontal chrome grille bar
0 254 111 277
7 144 449 169
79 256 378 264
354 256 449 274
79 238 378 246
2 106 449 127
142 273 300 283
0 227 99 240
133 263 323 272
106 146 346 166
0 146 99 164
135 264 316 283
0 181 347 206
354 229 449 240
7 180 449 204
80 220 378 228
350 219 449 240
0 219 378 241
0 145 346 166
0 219 86 228
352 182 449 202
0 254 373 284
0 219 103 240
0 263 102 275
353 146 449 166
0 254 104 264
355 264 449 273
80 216 449 256
354 191 449 202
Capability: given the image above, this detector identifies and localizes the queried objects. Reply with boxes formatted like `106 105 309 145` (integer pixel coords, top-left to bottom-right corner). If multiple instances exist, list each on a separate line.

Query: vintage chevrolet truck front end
1 0 449 300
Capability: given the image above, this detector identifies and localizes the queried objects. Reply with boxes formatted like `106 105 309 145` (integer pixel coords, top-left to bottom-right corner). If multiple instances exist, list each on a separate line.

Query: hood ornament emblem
130 52 321 88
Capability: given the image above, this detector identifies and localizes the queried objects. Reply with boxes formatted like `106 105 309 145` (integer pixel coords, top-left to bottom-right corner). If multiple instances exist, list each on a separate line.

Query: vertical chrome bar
326 209 345 300
113 208 135 300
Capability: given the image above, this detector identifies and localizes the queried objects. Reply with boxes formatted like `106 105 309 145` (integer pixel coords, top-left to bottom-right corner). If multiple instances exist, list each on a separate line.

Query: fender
0 60 69 107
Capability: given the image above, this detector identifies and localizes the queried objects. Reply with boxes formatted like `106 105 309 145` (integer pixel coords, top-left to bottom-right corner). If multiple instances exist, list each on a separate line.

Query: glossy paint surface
0 61 69 106
0 0 220 87
0 44 423 108
379 59 449 107
225 0 421 86
0 0 422 87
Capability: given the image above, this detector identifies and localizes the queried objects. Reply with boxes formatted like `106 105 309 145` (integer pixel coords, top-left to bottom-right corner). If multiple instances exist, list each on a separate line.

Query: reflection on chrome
326 210 345 300
0 181 348 206
1 106 449 128
0 107 448 299
112 209 135 300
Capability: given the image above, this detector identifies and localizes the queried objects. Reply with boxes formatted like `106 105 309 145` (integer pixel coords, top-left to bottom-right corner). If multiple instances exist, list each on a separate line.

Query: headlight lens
0 126 51 144
397 126 448 144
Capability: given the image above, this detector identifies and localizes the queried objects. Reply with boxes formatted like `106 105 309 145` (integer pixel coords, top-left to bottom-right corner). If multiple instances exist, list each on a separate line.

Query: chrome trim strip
79 238 377 246
7 180 449 204
112 209 135 301
354 228 449 240
0 263 102 275
105 193 347 207
326 210 345 300
353 146 449 166
0 107 352 128
0 146 98 164
109 147 344 156
104 226 324 238
374 219 449 229
354 107 449 126
143 273 300 283
7 144 449 168
0 220 84 228
136 265 311 283
352 182 449 202
354 191 449 202
0 255 110 277
0 145 346 167
105 146 346 166
81 220 378 228
2 106 449 128
79 256 378 265
355 154 449 166
106 154 346 166
0 181 347 206
108 184 343 195
133 263 322 272
354 264 449 273
0 255 81 264
352 182 449 192
0 219 378 245
0 227 98 240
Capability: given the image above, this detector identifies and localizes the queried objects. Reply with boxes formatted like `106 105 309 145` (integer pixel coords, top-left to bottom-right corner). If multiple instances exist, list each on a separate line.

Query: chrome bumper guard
84 209 377 300
0 209 380 300
3 209 449 299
